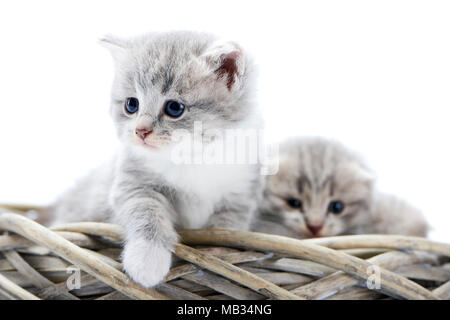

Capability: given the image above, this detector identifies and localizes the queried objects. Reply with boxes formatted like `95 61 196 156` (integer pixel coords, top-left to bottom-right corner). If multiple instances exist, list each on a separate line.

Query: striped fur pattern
253 137 429 238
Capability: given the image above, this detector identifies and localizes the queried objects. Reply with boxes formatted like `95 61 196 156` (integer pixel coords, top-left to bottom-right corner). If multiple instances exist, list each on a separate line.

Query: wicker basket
0 205 449 300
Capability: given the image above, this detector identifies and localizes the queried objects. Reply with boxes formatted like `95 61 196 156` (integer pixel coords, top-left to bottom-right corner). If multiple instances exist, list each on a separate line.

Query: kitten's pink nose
307 224 323 236
135 127 153 141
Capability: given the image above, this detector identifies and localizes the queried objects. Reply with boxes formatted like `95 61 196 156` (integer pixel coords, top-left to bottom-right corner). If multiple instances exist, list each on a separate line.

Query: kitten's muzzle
135 127 153 141
306 223 324 236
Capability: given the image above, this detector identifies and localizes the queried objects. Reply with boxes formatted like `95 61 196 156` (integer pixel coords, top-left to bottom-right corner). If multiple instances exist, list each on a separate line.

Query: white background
0 1 449 242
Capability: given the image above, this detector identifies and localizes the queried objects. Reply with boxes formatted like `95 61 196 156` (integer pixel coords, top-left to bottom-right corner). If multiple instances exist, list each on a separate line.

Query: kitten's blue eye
328 201 345 214
125 97 139 114
286 198 302 209
164 100 185 118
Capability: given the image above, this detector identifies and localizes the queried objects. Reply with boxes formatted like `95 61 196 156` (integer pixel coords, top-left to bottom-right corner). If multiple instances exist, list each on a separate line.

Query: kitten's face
103 32 256 155
260 139 375 238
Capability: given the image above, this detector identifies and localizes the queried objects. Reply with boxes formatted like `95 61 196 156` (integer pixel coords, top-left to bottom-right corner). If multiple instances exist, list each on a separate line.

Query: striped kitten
252 137 429 238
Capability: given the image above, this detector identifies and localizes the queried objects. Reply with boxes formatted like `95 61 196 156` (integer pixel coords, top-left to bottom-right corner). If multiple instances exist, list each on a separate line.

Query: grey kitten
50 31 262 287
252 137 429 238
360 192 429 236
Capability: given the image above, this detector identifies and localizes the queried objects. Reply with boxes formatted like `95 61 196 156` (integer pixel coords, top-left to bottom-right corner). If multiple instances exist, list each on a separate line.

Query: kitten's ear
202 41 245 91
337 162 376 187
99 34 129 60
335 162 376 200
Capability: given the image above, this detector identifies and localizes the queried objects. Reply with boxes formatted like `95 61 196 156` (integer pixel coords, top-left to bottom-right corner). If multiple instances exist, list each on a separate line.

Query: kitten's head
260 137 375 238
101 31 257 154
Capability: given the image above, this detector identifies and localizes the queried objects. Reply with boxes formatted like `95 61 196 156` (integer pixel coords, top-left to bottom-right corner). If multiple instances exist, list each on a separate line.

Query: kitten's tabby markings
252 137 429 239
50 31 262 288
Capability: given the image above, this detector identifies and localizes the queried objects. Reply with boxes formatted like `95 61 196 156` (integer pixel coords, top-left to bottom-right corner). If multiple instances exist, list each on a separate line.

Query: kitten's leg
206 196 257 231
207 174 263 231
111 187 178 288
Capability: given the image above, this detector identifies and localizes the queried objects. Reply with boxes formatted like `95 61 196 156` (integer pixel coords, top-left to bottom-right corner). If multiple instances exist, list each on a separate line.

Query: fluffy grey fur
252 137 429 238
50 31 262 287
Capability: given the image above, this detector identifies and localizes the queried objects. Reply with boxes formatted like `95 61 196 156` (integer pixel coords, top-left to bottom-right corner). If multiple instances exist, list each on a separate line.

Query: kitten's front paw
122 238 172 288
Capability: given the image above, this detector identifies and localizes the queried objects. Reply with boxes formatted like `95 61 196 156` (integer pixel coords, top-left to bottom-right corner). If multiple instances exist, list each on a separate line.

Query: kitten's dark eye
286 198 302 209
328 201 345 214
164 100 185 118
125 97 139 114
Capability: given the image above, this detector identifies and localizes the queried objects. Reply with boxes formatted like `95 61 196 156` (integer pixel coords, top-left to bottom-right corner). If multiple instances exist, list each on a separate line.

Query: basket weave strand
0 208 449 300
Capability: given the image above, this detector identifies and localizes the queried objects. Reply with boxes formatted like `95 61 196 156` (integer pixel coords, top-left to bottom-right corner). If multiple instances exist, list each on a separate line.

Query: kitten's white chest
150 160 253 229
171 163 254 228
133 144 256 229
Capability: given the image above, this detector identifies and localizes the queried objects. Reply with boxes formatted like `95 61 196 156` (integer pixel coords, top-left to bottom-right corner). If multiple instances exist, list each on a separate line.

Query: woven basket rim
0 207 449 300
